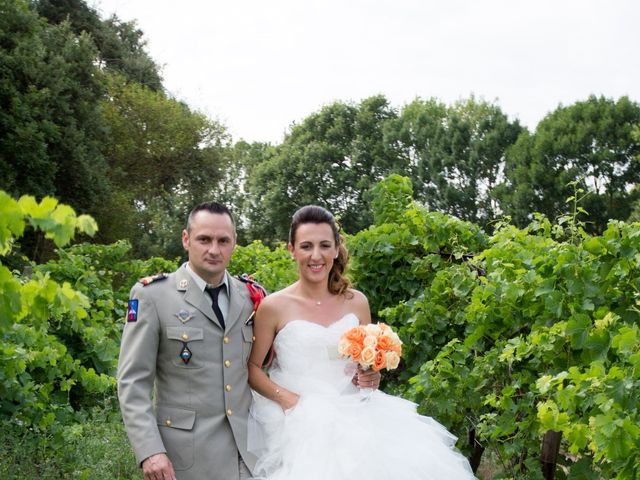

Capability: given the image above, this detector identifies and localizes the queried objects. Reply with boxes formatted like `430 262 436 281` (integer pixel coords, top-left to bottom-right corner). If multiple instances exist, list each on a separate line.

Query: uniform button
225 384 232 392
223 336 230 344
252 335 256 341
227 409 233 416
165 419 172 426
181 333 189 340
224 360 231 368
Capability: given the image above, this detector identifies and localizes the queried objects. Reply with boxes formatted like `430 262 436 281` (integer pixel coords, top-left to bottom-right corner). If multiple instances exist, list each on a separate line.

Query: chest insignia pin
179 342 192 364
175 309 194 323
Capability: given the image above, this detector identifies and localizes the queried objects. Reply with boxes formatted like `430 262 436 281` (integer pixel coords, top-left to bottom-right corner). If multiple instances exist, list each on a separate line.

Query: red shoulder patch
236 274 268 309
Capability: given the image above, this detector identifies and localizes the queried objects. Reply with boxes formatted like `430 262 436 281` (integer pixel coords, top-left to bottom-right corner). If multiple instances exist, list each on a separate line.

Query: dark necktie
205 285 225 330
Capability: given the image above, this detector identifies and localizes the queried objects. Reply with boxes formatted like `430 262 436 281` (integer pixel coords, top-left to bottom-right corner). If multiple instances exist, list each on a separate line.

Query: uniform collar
184 263 229 296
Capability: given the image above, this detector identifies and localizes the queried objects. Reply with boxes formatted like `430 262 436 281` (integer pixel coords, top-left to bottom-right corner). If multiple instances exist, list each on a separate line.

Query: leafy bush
0 191 175 427
351 179 640 478
229 240 297 293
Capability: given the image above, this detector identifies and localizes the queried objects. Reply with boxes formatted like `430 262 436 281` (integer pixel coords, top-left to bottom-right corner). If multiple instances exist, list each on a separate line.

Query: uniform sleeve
117 283 166 465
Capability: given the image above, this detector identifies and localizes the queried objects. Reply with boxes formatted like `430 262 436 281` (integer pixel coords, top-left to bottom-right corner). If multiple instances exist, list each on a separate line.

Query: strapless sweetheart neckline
277 312 358 336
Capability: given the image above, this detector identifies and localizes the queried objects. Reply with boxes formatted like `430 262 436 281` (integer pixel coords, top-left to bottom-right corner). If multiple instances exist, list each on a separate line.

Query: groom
117 202 258 480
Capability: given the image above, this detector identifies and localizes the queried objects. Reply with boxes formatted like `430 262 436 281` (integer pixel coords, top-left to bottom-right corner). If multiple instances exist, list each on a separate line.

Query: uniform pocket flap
166 326 204 342
242 325 254 343
156 406 196 430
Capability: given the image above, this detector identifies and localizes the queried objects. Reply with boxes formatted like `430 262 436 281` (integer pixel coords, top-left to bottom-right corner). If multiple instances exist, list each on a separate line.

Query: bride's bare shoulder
257 285 297 311
345 289 371 324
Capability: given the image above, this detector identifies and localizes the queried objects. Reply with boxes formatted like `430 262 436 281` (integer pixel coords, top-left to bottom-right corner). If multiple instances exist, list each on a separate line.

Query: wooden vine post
541 430 562 480
468 428 485 473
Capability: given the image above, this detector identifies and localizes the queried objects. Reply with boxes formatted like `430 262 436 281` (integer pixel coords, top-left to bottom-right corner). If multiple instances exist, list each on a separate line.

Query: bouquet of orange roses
338 322 402 372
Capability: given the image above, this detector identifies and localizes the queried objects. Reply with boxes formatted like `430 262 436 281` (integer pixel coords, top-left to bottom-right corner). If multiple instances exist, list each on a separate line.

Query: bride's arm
248 299 299 411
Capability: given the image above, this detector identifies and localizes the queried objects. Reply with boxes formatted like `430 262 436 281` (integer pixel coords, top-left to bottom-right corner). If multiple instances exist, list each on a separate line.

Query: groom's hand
354 366 380 389
142 452 176 480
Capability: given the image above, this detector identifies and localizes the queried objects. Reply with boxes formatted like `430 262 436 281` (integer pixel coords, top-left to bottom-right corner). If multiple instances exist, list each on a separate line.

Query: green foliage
415 218 640 477
229 240 297 293
349 175 488 318
218 140 276 244
369 173 414 225
0 191 174 432
0 0 109 213
37 240 176 388
97 73 230 258
0 191 110 427
349 176 640 478
499 95 640 232
34 0 163 90
0 403 138 479
245 95 402 244
384 96 523 229
95 15 163 91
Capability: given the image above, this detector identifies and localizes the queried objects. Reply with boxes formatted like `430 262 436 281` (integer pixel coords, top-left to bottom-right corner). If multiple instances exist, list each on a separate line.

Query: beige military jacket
117 264 257 480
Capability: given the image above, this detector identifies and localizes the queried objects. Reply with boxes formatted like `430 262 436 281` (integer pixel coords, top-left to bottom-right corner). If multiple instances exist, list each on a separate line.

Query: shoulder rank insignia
138 273 169 286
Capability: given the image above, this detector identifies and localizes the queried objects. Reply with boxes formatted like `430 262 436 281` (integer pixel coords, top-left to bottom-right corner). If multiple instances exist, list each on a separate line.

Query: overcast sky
92 0 640 144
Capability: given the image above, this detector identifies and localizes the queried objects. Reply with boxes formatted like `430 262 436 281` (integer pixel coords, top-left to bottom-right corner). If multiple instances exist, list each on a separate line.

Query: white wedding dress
248 313 476 480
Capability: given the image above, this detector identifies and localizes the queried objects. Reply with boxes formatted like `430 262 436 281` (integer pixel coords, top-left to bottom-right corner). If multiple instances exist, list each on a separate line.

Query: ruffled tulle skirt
248 386 476 480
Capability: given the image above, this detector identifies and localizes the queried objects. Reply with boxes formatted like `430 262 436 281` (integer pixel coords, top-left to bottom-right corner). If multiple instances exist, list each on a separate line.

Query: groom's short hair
186 201 236 233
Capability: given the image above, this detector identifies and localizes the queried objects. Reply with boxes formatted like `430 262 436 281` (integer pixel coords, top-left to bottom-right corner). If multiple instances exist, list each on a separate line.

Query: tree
97 74 230 258
217 140 276 244
384 97 523 228
32 0 101 36
0 0 109 215
499 96 640 231
626 125 640 223
245 95 401 244
34 0 163 90
94 15 163 91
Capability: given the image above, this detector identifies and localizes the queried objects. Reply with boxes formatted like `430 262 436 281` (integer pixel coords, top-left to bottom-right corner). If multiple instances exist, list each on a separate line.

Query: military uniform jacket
117 264 257 480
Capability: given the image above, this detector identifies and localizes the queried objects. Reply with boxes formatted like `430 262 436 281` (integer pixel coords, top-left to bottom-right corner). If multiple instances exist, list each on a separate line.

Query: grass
0 406 140 480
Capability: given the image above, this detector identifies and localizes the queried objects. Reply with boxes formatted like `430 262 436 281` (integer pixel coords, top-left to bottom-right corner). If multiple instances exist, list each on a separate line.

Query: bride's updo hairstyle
289 205 353 298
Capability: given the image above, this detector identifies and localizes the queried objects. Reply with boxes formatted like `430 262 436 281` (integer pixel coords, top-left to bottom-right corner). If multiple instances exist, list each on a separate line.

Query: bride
247 205 476 480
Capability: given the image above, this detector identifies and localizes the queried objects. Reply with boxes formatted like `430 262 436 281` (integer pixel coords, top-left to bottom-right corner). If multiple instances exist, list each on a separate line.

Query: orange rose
376 335 394 351
390 344 402 355
345 326 366 344
372 350 387 371
348 342 363 361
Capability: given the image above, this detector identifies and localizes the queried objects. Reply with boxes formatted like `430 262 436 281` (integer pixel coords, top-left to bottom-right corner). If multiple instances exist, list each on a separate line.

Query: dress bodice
268 313 359 395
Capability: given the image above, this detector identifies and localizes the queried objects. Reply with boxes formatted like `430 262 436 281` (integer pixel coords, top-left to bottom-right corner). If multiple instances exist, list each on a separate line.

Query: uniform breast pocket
241 325 254 366
167 326 204 369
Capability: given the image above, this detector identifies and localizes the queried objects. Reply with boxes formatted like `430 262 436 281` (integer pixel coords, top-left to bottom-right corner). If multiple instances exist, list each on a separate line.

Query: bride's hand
354 366 381 390
277 389 300 412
